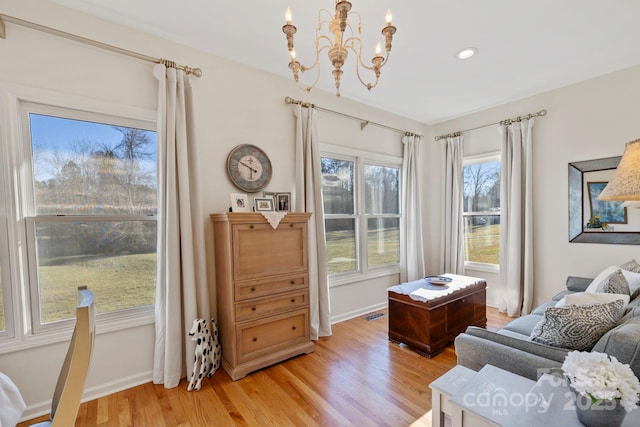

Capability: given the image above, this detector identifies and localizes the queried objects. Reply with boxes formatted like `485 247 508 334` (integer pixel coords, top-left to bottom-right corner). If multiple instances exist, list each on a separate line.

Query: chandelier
282 1 396 97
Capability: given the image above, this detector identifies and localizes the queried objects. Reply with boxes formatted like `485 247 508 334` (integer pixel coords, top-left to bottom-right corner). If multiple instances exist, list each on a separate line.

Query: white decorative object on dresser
210 212 314 380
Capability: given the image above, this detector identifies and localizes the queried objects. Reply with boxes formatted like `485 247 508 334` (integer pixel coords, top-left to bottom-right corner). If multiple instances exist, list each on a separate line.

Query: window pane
364 165 399 214
463 161 500 213
367 217 399 268
34 220 156 323
325 218 357 274
321 157 354 215
30 114 157 215
464 215 500 264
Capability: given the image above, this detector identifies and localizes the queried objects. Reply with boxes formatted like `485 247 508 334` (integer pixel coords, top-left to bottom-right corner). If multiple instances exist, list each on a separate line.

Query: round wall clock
226 144 273 193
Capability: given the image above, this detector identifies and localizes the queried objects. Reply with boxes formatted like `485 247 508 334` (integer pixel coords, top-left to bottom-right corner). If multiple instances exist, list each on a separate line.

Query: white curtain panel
400 134 426 282
499 119 534 316
293 105 332 340
152 64 210 388
439 135 465 274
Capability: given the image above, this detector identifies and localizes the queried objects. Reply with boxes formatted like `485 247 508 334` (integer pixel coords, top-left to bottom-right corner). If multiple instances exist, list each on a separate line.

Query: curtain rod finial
360 121 369 130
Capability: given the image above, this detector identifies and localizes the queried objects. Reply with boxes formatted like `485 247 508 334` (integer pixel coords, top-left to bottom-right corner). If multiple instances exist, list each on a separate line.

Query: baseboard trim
20 371 153 421
331 301 388 324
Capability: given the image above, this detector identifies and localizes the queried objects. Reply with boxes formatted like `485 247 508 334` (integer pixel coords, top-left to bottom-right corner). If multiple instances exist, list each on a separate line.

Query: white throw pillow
565 292 630 308
585 265 621 293
620 269 640 296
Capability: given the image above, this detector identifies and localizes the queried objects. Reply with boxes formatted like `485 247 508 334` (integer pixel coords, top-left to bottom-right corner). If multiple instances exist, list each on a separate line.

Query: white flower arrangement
562 350 640 412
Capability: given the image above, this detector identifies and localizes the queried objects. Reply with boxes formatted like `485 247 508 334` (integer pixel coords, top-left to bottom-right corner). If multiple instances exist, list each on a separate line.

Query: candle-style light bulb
286 7 292 25
375 42 381 57
385 9 392 25
290 49 296 60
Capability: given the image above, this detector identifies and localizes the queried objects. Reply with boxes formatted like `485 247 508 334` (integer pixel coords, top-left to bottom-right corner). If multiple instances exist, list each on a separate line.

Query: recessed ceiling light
457 47 478 60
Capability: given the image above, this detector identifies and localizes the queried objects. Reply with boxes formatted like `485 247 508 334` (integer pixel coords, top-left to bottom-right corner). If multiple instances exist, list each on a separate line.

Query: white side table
429 365 476 427
503 373 640 426
447 365 536 427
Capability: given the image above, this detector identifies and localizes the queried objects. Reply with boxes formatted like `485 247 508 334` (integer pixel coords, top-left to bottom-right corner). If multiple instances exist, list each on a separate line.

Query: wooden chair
30 286 95 427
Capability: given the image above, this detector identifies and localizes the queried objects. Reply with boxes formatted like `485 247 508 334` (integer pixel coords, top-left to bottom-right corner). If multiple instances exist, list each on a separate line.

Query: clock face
226 144 272 193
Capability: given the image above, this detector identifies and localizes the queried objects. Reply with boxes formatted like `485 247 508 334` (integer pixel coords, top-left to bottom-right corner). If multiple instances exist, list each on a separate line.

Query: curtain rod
434 109 547 141
0 14 202 77
284 96 423 138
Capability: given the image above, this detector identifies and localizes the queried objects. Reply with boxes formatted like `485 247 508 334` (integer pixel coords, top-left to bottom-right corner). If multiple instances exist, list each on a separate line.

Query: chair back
49 286 95 426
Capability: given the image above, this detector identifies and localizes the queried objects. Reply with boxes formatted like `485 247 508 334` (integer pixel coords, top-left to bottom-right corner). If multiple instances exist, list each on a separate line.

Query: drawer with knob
234 274 307 301
235 291 308 322
237 308 310 362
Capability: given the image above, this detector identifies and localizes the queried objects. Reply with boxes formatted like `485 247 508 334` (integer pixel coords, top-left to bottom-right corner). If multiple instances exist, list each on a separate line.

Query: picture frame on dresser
230 193 250 212
253 197 274 212
275 192 291 212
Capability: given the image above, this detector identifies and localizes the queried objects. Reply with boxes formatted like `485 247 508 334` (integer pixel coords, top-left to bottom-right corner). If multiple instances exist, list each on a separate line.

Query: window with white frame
321 149 401 280
11 102 158 334
463 153 501 268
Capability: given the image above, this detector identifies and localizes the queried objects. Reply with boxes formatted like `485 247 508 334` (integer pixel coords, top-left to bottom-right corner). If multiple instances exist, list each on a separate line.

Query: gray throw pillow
529 299 625 351
596 269 630 295
620 259 640 273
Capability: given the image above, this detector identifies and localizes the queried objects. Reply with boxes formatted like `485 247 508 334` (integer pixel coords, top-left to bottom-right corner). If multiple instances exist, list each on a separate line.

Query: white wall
428 65 640 309
0 0 425 416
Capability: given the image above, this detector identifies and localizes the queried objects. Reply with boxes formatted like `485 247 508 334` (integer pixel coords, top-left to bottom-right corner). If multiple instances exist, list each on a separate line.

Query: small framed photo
253 197 274 212
230 193 250 212
275 192 291 212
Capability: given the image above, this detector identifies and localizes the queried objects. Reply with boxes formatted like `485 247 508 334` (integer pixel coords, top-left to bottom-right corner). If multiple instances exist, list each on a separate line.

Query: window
20 103 157 332
463 154 501 268
321 150 401 280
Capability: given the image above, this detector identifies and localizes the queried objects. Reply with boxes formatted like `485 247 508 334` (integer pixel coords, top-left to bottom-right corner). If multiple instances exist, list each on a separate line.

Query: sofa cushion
621 269 640 300
620 259 640 273
532 301 557 314
585 266 619 293
501 314 544 336
565 276 594 292
529 299 625 351
592 318 640 379
595 269 630 295
463 326 570 363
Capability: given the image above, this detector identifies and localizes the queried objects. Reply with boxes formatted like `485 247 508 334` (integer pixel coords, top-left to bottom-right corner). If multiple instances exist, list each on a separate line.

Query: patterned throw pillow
620 259 640 273
529 299 625 351
596 269 630 295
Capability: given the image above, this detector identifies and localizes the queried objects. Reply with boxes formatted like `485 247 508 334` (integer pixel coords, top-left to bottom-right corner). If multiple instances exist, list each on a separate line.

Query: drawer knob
252 307 256 311
290 280 295 285
292 326 296 330
250 225 255 229
290 224 294 227
251 287 256 292
253 337 257 342
291 298 295 303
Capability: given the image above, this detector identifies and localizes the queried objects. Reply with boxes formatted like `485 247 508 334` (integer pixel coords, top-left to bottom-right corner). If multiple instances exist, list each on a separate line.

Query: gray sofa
455 276 640 381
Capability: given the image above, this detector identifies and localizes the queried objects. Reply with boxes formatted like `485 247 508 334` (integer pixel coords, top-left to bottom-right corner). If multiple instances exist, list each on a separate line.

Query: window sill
329 266 400 288
465 262 500 274
0 312 154 356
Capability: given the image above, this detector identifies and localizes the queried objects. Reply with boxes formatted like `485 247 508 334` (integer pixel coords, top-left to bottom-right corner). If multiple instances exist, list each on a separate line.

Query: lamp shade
598 139 640 201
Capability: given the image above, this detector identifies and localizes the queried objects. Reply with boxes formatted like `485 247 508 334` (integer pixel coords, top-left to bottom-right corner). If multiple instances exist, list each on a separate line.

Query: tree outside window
463 156 501 266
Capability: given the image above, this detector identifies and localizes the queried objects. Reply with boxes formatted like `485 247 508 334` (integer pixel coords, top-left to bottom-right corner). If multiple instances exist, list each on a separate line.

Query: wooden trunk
388 280 487 357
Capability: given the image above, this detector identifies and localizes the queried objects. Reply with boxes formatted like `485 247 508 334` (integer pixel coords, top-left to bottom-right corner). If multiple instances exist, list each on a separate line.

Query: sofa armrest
565 276 594 292
455 327 569 380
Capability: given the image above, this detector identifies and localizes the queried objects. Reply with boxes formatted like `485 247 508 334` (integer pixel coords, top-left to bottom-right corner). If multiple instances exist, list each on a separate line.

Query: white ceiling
50 0 640 124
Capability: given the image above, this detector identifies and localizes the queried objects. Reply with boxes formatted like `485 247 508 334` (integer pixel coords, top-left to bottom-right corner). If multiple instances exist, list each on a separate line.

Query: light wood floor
20 307 510 427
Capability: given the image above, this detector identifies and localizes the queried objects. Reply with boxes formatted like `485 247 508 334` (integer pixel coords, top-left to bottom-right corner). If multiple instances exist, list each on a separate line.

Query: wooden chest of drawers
210 212 314 380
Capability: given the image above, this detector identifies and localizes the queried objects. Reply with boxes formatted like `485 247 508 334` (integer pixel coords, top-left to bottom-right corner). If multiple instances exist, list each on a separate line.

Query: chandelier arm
299 41 331 72
344 37 376 72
